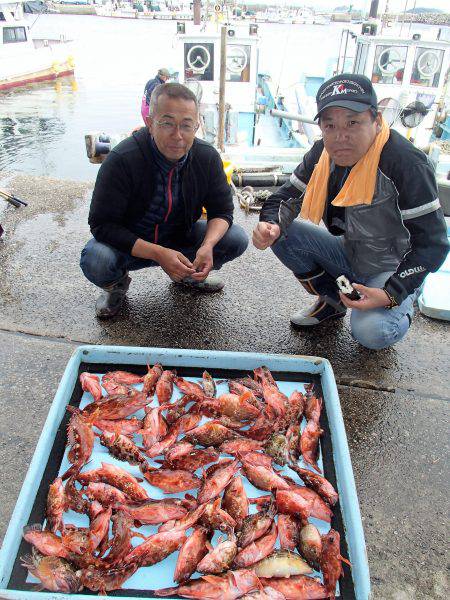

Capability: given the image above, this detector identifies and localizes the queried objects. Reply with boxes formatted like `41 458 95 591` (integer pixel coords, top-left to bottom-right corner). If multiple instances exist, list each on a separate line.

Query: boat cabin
350 32 450 146
175 23 260 146
0 0 34 54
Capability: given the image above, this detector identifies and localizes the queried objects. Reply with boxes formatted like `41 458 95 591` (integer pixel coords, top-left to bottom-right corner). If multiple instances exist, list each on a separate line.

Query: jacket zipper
154 167 175 244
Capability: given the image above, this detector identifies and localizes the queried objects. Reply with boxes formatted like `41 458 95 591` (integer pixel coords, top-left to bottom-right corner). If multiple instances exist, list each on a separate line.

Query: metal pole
381 0 389 34
408 0 417 36
368 0 379 18
193 0 201 25
342 29 350 73
269 108 318 125
336 29 345 74
399 0 408 36
217 25 227 152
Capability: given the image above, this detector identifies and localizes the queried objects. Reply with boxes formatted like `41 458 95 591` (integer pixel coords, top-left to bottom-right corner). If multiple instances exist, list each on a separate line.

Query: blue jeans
272 220 415 350
80 221 248 288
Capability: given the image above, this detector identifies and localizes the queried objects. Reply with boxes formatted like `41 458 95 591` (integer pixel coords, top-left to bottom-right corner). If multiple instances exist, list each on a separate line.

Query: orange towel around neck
300 117 390 224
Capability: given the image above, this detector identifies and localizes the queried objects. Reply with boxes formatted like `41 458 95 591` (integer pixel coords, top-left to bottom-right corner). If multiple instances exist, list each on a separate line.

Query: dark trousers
80 221 248 288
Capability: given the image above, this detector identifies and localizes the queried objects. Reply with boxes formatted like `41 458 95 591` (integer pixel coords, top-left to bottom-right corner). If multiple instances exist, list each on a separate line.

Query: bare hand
252 222 281 250
191 244 214 281
156 247 195 282
339 284 391 311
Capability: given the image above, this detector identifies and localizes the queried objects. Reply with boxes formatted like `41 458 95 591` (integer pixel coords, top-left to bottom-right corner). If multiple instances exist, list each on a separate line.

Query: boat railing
269 108 318 126
33 37 72 48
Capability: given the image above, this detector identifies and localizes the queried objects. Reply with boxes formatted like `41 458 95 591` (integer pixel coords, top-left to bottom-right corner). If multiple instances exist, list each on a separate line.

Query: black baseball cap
315 73 378 120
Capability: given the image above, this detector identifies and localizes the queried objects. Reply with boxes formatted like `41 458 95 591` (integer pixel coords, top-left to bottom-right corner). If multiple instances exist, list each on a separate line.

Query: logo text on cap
319 79 366 101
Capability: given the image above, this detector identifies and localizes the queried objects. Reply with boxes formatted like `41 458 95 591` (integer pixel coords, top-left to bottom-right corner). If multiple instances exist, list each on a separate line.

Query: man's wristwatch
383 287 399 310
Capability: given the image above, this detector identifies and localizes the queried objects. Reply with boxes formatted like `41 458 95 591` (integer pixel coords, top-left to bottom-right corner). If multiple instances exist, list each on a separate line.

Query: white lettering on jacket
399 266 426 278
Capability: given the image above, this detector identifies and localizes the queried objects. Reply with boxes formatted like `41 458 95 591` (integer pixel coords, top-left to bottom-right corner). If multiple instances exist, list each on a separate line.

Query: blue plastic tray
0 345 371 599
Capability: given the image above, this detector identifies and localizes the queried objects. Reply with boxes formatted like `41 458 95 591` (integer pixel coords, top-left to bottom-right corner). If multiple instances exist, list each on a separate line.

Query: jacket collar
149 135 188 173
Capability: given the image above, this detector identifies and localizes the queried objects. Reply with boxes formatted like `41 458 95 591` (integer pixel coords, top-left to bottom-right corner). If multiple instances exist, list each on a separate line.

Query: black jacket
88 128 234 254
143 75 165 106
260 130 449 304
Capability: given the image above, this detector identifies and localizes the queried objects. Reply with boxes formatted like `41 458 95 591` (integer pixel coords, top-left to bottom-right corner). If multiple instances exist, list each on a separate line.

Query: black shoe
95 273 131 318
290 297 347 328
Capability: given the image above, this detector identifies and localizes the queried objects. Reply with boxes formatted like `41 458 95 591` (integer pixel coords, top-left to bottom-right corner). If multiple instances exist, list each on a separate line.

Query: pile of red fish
21 365 350 599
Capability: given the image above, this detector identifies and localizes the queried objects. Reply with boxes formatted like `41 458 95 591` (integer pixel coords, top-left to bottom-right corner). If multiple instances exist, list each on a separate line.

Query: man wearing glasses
81 83 248 318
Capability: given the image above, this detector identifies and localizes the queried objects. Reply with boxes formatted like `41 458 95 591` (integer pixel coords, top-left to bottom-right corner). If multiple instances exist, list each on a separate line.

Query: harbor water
0 14 446 181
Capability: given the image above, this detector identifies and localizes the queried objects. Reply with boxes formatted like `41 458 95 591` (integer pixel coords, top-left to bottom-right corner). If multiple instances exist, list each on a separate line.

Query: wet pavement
0 171 449 599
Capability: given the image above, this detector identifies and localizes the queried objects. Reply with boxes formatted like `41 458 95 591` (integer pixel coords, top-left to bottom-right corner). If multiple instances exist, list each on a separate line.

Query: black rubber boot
95 272 131 319
291 268 347 328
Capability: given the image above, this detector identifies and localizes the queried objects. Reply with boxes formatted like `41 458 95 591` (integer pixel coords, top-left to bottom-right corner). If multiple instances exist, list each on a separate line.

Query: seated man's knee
271 225 312 273
225 224 249 259
271 231 295 261
350 311 393 350
80 240 120 286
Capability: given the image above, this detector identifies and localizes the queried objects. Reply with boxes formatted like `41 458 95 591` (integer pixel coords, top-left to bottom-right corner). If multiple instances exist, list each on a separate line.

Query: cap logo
319 79 366 101
331 84 348 96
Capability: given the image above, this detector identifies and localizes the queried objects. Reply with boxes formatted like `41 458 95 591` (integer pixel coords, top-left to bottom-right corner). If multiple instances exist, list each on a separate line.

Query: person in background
81 83 248 318
141 68 171 122
252 73 448 350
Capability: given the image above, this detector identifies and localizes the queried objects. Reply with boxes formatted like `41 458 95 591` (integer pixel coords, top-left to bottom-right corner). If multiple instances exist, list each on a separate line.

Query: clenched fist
252 222 281 250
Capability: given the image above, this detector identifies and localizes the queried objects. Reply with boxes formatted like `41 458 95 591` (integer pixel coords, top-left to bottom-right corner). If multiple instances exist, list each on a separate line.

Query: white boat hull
0 41 75 90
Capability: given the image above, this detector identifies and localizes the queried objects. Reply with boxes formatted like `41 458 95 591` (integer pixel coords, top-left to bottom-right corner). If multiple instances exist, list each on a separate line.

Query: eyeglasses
155 120 198 135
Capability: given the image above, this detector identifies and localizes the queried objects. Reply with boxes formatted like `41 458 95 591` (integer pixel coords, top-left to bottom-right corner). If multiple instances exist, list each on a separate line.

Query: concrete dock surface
0 171 448 599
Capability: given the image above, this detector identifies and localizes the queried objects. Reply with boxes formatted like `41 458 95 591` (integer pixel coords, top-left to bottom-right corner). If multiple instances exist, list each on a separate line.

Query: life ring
417 50 440 78
226 46 248 75
377 48 402 75
187 45 211 74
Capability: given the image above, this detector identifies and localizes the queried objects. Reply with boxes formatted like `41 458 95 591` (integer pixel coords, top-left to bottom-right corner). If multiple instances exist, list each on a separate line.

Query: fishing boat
95 0 192 20
0 0 75 90
95 1 138 19
85 18 305 180
269 23 450 208
273 27 450 146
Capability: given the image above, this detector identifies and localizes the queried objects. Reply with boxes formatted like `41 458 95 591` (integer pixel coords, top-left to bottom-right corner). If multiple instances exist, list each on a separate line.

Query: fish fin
202 574 223 584
60 463 80 482
340 554 352 567
23 523 43 535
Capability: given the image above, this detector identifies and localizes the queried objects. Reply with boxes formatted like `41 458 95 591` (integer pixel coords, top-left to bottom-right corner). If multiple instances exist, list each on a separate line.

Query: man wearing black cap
253 73 448 349
141 68 171 122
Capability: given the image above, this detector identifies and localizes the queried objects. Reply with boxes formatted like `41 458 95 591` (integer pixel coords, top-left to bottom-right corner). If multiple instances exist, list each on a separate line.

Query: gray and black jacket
260 129 449 304
88 128 233 254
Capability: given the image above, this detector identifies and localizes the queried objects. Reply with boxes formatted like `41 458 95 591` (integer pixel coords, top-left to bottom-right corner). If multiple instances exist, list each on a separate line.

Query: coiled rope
230 181 272 213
